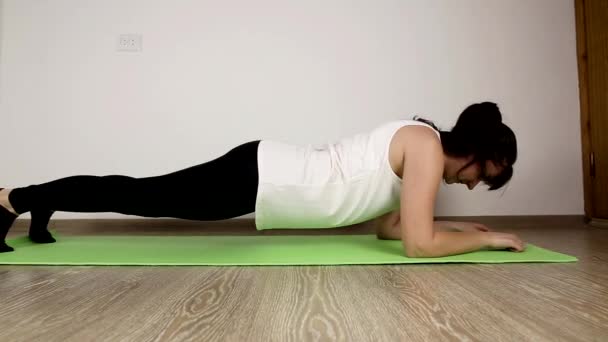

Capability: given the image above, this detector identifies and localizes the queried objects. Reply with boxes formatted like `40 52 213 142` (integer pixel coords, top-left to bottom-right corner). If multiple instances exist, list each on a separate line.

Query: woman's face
446 158 503 190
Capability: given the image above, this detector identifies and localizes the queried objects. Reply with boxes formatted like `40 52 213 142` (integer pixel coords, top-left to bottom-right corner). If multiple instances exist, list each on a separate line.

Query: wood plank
1 216 607 340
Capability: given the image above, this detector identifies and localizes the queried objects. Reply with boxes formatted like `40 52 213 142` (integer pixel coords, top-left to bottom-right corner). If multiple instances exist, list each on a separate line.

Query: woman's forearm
410 231 489 257
378 220 491 257
376 220 459 240
433 221 461 232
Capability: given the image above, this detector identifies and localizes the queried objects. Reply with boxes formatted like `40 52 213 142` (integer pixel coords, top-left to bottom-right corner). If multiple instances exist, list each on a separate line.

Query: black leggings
9 140 261 221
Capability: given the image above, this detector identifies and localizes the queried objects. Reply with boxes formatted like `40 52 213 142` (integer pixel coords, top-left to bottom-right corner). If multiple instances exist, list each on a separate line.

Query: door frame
575 0 608 227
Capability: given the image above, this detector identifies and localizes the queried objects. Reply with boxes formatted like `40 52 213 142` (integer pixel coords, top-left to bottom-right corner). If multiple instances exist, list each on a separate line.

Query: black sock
29 210 56 243
0 188 17 252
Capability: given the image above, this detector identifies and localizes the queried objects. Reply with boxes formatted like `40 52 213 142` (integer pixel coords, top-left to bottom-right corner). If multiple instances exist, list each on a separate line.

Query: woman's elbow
404 243 435 258
405 249 426 258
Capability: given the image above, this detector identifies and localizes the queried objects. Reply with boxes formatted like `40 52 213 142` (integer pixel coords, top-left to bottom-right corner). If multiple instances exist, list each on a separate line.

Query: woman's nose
468 179 481 190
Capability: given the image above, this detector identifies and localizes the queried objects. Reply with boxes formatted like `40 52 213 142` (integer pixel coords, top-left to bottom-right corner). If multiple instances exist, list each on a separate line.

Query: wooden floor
1 216 607 341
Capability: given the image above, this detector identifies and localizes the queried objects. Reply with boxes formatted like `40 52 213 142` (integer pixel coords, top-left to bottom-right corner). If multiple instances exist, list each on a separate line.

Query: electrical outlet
117 34 142 52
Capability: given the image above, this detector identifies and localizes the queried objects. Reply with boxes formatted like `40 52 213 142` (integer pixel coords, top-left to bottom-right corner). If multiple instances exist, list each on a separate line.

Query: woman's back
255 120 440 230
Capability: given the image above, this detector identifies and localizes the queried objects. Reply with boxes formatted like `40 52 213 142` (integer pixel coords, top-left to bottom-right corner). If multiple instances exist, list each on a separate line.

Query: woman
0 101 524 257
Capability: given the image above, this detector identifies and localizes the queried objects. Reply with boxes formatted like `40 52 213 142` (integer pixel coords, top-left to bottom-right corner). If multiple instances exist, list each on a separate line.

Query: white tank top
254 120 440 230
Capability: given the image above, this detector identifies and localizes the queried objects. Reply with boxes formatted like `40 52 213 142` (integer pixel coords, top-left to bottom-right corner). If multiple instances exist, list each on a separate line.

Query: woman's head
414 102 517 190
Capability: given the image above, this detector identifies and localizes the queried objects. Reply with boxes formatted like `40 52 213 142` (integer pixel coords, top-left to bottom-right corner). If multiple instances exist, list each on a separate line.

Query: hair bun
453 102 503 133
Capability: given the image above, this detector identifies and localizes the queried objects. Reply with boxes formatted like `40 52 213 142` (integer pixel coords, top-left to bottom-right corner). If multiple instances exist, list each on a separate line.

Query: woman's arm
375 215 459 240
398 127 490 258
374 210 401 239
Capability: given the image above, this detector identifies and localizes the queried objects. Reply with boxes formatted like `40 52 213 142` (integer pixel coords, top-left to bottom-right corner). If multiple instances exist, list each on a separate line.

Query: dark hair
413 102 517 190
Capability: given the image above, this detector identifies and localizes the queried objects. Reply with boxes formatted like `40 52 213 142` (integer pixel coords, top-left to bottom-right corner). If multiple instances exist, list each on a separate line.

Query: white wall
0 0 583 220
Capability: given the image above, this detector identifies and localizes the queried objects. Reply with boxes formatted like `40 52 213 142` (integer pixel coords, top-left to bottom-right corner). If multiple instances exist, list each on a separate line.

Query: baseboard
9 217 375 235
11 217 260 230
10 215 587 233
589 217 608 228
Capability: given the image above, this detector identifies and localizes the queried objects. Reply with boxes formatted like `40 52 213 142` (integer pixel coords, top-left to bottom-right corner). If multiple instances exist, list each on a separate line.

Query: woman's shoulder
388 122 442 177
393 121 441 147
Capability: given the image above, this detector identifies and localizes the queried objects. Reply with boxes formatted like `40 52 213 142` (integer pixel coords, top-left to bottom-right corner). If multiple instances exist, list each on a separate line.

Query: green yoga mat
0 234 577 265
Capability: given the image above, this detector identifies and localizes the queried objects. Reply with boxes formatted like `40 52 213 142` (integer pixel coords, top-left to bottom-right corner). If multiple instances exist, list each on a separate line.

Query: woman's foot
0 213 16 252
0 189 57 250
0 188 18 253
29 210 56 243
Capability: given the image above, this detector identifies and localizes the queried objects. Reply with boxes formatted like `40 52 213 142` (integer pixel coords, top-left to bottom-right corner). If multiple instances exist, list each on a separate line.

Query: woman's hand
435 221 491 232
436 221 526 252
484 232 526 252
